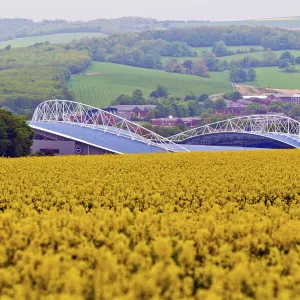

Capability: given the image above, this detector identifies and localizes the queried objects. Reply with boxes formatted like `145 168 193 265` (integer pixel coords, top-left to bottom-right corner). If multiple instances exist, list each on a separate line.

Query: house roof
107 105 156 112
152 117 203 122
225 100 248 108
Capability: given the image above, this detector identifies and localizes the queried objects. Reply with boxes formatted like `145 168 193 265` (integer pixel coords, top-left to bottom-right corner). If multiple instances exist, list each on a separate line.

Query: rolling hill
69 62 231 107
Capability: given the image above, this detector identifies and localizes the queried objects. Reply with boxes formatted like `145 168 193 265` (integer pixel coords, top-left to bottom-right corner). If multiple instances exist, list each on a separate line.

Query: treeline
164 49 300 82
0 43 91 114
67 27 300 78
70 35 197 69
140 26 300 50
0 17 166 42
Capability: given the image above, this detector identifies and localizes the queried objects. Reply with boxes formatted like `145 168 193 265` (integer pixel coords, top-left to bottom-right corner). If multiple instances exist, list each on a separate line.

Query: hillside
0 32 107 49
0 44 91 114
68 62 231 108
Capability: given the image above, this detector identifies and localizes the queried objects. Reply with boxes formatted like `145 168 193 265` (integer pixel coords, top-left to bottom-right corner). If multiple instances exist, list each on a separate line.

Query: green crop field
69 62 231 108
0 32 107 49
254 66 300 89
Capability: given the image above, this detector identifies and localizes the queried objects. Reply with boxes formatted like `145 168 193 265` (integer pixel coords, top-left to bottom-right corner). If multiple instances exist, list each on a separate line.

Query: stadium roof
29 121 166 154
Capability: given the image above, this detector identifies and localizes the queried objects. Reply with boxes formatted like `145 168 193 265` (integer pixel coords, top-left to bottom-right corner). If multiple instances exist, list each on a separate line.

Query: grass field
69 62 231 107
254 66 300 89
0 32 107 49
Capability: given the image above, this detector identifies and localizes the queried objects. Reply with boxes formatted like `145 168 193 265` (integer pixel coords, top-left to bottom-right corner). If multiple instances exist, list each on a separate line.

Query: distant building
104 105 156 120
151 117 203 128
267 94 300 104
215 99 251 115
243 96 271 106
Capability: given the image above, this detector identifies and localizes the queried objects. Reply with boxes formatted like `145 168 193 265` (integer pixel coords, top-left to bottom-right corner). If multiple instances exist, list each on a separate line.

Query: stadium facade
29 100 300 155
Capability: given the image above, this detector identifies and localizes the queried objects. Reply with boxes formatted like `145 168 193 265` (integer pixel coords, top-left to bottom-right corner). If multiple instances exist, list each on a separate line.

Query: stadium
28 100 300 155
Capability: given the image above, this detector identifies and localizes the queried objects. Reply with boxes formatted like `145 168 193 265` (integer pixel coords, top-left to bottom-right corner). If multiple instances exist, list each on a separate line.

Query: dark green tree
132 89 144 101
150 85 168 99
247 69 257 81
229 67 248 83
198 93 209 102
183 60 194 74
280 51 295 64
0 109 34 157
203 98 215 109
214 98 227 110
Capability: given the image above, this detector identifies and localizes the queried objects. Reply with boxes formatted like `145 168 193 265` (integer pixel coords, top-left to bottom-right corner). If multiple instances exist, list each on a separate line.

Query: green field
254 66 300 89
69 62 231 107
0 32 107 49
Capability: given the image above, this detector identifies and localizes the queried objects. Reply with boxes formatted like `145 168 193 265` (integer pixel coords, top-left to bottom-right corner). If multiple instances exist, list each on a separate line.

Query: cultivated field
0 32 107 49
69 62 231 107
1 150 300 299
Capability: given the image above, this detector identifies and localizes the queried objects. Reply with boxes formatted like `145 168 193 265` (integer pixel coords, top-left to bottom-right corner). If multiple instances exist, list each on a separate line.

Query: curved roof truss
32 100 189 153
169 114 300 147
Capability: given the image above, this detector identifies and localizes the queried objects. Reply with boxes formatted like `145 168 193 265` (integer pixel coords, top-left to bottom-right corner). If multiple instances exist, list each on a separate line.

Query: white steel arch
169 115 300 146
32 100 189 153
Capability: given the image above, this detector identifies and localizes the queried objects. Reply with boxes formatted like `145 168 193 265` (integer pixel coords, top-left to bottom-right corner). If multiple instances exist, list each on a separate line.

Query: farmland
0 32 107 49
69 62 231 107
0 150 300 298
254 66 300 89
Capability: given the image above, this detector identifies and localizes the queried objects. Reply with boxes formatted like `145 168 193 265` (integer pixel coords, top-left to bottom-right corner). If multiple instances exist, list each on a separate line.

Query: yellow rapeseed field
0 150 300 299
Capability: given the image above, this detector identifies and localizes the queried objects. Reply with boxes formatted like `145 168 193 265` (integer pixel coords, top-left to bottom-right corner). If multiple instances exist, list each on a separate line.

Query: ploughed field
0 151 300 299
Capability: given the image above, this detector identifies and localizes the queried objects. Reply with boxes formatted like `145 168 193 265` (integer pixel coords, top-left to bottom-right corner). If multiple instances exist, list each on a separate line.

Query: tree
184 92 197 101
0 109 34 157
268 101 281 113
214 98 227 110
280 51 295 64
164 59 182 73
246 103 266 114
156 85 168 98
263 49 277 66
289 105 300 117
278 59 290 70
212 41 233 57
198 93 209 102
229 67 248 83
247 69 257 81
203 98 215 109
132 89 144 101
183 60 194 74
187 100 202 116
192 60 210 78
114 94 132 105
223 91 242 101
